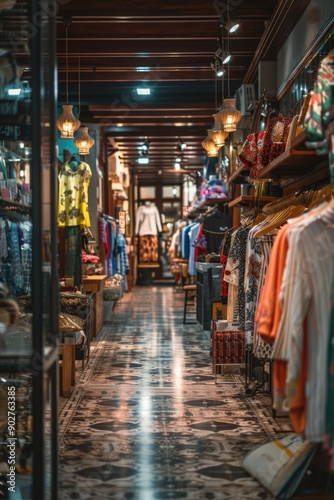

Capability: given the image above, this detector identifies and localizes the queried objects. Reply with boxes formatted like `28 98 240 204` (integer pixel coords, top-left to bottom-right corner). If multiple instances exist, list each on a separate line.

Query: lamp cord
78 56 81 118
227 2 230 97
65 25 69 103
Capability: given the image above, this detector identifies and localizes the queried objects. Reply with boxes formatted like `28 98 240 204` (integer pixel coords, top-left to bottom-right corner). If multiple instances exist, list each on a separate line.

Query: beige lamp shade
209 116 229 146
215 98 242 133
0 0 16 11
74 127 95 155
201 135 219 157
56 104 81 139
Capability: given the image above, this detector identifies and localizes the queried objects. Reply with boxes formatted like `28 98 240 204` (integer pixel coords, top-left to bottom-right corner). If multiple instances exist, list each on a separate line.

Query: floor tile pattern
59 286 293 500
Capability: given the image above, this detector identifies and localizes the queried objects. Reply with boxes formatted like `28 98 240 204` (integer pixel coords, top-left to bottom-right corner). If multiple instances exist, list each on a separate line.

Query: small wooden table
82 275 107 337
59 331 85 397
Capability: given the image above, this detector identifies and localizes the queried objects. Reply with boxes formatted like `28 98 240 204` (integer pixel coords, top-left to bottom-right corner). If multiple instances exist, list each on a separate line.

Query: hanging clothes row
98 214 129 292
0 216 32 296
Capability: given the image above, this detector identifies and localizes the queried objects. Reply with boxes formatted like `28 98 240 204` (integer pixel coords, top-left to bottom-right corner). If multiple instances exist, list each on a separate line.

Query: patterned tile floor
58 285 330 500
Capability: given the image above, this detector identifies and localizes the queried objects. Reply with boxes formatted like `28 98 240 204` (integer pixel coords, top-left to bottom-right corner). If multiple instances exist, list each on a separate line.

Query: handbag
242 433 316 499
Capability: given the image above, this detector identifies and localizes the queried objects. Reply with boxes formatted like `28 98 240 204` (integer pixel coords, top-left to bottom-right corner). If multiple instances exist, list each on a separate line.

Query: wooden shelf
257 130 327 180
228 195 280 208
229 164 250 184
186 197 232 218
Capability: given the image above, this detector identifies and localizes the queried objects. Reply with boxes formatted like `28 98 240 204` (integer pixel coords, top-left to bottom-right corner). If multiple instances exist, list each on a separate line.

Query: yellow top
57 161 92 227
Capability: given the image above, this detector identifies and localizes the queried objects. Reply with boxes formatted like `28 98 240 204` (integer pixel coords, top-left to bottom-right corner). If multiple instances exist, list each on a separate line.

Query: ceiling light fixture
179 140 187 150
226 19 240 33
222 52 232 64
136 88 151 95
174 163 181 171
137 157 149 164
56 17 81 139
140 139 150 153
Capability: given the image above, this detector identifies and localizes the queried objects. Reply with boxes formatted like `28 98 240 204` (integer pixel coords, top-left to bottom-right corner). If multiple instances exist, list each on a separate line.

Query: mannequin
135 201 162 263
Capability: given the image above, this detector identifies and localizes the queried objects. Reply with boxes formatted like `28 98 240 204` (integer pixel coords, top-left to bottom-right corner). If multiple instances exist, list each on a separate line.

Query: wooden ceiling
56 0 311 185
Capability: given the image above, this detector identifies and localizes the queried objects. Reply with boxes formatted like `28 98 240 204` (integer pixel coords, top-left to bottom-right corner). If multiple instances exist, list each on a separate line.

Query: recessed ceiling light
136 88 151 95
136 67 150 72
137 157 149 164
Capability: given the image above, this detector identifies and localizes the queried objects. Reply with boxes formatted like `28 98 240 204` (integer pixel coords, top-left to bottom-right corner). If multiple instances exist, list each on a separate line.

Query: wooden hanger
308 184 334 209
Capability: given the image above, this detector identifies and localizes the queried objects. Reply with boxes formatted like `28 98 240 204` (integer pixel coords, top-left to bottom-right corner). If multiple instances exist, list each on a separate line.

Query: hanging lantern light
202 135 219 157
215 98 242 133
208 115 229 146
74 126 95 155
56 18 81 139
56 104 81 139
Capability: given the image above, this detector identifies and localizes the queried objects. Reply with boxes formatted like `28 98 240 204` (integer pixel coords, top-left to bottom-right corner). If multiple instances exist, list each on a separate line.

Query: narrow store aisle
58 286 291 500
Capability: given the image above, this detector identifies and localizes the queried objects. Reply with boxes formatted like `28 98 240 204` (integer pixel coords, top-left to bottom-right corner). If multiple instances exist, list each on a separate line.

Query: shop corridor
58 285 291 500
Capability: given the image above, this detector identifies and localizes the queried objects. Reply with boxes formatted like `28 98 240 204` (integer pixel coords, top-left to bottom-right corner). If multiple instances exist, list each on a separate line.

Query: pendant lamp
74 127 94 155
56 18 81 139
215 97 242 133
202 135 219 157
209 116 229 146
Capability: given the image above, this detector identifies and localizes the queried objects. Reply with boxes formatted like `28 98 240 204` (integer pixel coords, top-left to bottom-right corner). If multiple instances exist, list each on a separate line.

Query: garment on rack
256 201 334 442
116 233 129 292
202 210 232 254
135 202 162 236
139 235 158 263
58 161 92 228
0 218 32 296
188 222 201 276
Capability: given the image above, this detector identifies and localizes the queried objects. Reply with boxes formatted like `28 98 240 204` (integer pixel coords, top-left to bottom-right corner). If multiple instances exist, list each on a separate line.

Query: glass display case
0 1 58 498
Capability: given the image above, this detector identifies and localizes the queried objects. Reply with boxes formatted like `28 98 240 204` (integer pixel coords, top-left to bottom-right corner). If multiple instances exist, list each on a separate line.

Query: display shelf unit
0 1 59 499
257 130 328 180
228 196 279 208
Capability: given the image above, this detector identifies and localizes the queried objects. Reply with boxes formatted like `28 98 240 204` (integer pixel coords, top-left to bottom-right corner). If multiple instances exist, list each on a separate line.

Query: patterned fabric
116 233 129 292
224 226 249 329
244 232 263 347
261 114 292 168
304 54 334 143
304 54 334 182
58 161 92 228
238 131 266 179
139 235 158 263
10 222 24 295
0 220 8 261
220 225 238 298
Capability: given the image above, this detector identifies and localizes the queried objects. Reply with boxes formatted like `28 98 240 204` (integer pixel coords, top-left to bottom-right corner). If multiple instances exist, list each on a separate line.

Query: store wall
277 0 334 96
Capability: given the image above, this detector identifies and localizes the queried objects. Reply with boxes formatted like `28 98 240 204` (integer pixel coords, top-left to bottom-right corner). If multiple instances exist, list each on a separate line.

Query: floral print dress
58 161 92 228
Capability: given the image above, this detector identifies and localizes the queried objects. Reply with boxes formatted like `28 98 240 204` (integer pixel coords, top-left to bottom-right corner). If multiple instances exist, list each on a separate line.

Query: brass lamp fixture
56 17 81 139
201 135 219 157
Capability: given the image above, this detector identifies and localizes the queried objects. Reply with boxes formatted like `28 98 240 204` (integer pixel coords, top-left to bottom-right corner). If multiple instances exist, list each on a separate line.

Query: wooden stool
183 284 197 324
